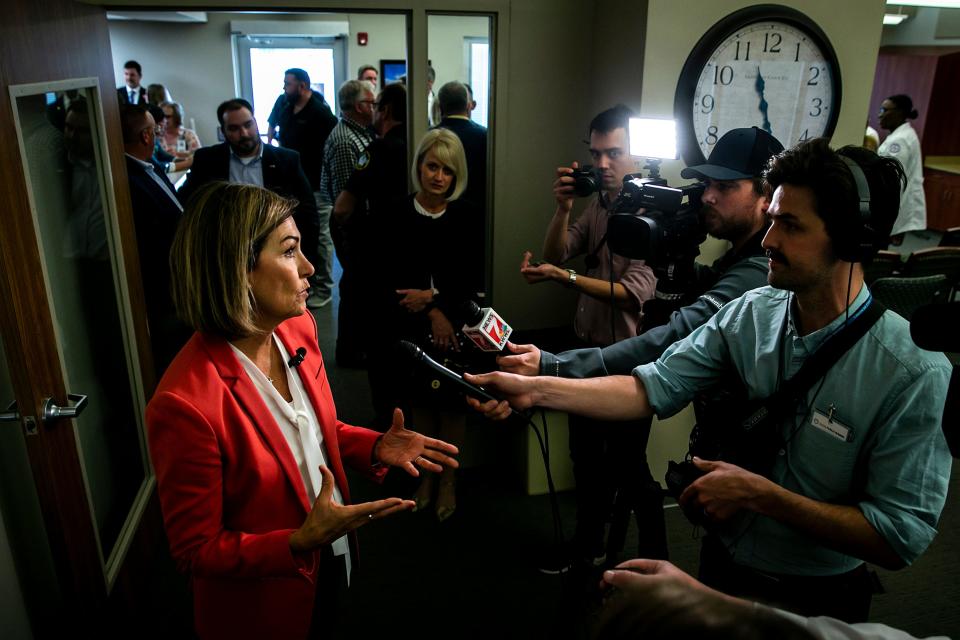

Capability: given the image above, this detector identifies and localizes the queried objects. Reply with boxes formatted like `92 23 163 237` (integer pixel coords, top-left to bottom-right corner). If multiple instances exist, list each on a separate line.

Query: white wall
108 12 407 145
427 14 490 90
347 12 407 85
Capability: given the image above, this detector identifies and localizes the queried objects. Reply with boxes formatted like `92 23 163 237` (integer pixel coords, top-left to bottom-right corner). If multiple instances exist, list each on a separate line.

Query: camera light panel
629 118 677 160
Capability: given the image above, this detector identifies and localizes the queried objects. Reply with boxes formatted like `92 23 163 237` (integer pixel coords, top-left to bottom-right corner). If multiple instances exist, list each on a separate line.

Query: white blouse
230 335 351 583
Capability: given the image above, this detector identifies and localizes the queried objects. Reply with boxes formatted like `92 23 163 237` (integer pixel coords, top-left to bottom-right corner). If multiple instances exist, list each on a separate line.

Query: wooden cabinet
923 169 960 231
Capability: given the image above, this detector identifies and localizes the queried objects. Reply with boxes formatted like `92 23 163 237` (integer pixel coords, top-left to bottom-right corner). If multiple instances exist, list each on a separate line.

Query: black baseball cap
680 126 784 181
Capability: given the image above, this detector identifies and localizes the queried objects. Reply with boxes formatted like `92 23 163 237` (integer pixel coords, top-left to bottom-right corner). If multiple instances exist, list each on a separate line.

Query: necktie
129 89 136 104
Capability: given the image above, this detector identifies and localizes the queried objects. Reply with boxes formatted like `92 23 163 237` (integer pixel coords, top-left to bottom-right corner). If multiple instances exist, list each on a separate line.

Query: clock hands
754 66 773 135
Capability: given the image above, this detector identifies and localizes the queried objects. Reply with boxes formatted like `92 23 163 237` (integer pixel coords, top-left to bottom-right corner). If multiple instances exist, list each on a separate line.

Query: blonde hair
411 128 468 201
170 182 295 338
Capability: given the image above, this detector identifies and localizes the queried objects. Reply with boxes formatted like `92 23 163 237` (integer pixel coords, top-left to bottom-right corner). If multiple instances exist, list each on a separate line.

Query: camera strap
752 295 886 428
688 295 886 478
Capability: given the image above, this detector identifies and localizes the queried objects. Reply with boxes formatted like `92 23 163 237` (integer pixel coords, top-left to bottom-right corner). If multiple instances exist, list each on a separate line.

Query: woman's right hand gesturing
289 465 414 553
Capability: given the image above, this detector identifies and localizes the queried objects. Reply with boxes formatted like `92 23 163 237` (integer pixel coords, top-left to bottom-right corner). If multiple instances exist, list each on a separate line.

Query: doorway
235 33 346 137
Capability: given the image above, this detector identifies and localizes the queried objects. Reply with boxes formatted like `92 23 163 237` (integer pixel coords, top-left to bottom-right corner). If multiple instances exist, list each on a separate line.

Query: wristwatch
565 268 577 287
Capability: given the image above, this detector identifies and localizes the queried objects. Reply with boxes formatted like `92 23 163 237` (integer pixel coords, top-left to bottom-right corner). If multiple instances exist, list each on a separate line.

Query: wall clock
673 4 842 165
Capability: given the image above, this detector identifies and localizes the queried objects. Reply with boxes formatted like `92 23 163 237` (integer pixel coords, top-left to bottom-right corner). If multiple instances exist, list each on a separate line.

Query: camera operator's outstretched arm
520 251 640 309
464 371 652 421
538 249 770 378
497 342 541 376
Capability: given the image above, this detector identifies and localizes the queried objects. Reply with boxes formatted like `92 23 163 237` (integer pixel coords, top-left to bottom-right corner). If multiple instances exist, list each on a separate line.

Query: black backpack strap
776 297 886 404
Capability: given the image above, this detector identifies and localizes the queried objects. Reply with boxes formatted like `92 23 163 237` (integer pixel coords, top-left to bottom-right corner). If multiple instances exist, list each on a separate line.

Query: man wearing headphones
468 139 952 622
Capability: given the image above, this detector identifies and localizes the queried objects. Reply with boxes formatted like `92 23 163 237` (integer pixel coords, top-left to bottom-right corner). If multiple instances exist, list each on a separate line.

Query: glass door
3 78 153 630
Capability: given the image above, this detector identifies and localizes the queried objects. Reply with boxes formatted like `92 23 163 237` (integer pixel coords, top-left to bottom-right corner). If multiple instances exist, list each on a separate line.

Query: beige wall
636 0 886 479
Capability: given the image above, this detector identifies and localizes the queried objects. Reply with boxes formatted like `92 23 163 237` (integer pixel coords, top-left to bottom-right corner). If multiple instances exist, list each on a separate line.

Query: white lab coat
878 122 926 235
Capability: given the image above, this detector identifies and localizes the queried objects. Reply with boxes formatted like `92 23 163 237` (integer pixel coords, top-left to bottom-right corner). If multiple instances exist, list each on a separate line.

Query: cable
609 247 617 345
521 408 568 589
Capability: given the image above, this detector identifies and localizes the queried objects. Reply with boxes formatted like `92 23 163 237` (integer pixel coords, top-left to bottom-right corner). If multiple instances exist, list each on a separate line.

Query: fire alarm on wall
358 32 368 46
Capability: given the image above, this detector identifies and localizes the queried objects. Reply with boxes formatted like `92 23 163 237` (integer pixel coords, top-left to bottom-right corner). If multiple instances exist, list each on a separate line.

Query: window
466 37 489 127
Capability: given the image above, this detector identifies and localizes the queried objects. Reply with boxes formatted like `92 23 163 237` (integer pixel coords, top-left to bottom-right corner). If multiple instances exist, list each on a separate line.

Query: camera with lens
664 459 707 525
606 166 706 287
568 165 604 197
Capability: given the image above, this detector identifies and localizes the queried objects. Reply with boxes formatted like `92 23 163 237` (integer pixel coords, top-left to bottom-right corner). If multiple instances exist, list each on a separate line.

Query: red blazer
146 312 386 639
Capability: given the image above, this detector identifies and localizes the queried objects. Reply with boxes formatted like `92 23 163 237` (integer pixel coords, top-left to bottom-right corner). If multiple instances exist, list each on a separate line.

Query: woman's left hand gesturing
374 408 460 476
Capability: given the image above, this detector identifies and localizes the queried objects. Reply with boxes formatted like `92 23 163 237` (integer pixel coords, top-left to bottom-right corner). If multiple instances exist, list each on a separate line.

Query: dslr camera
568 165 604 197
664 459 707 525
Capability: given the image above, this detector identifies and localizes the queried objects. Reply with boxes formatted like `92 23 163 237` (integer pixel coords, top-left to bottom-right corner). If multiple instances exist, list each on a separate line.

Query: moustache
766 249 789 265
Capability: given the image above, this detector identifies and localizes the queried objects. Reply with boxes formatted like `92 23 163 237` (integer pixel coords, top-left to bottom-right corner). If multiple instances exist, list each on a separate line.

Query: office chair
871 275 951 321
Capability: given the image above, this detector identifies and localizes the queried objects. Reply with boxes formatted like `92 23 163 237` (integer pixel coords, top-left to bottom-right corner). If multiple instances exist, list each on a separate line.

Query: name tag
811 409 854 442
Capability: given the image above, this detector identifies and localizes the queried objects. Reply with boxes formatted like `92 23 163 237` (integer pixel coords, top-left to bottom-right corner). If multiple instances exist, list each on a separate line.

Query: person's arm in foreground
464 371 652 421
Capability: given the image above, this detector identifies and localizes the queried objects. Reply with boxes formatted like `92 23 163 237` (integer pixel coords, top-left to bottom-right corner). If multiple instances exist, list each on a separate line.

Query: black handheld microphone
399 340 511 408
288 347 307 368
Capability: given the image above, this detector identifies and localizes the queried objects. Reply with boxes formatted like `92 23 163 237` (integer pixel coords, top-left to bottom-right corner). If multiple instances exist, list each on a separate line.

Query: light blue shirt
635 285 952 576
228 142 265 188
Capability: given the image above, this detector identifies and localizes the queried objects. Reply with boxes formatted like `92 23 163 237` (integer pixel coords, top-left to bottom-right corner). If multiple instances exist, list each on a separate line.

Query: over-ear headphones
835 155 880 263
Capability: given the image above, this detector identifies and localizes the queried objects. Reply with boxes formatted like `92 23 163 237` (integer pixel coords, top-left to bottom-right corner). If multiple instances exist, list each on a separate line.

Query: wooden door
0 0 178 635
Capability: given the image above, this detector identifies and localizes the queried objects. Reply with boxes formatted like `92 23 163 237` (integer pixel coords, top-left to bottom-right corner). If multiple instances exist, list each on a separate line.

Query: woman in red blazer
147 182 459 640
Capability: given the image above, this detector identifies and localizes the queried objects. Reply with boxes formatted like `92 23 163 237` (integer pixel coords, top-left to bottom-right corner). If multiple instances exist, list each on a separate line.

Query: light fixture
883 13 910 24
886 1 960 8
628 118 677 160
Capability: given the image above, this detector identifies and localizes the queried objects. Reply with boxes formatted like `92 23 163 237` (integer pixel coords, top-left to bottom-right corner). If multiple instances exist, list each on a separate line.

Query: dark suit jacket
117 86 147 105
125 155 190 372
437 116 488 293
178 143 320 264
437 116 488 213
147 312 386 639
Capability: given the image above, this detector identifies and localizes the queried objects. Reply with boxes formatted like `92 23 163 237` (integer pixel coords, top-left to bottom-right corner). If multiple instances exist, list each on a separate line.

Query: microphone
460 300 513 352
910 303 960 352
288 347 307 368
398 340 508 407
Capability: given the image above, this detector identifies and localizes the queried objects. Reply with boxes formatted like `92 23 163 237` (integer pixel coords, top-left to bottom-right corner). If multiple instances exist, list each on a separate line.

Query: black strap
775 298 885 406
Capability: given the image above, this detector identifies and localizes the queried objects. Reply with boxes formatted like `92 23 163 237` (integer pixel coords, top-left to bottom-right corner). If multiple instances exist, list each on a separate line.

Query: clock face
675 8 841 165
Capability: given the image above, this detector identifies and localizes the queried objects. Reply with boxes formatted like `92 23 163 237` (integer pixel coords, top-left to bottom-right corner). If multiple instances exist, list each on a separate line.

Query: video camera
607 169 706 287
603 118 708 301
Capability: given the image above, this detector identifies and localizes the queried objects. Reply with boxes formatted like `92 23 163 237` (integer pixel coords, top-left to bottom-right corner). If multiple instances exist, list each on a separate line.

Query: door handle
41 394 88 423
0 400 19 422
